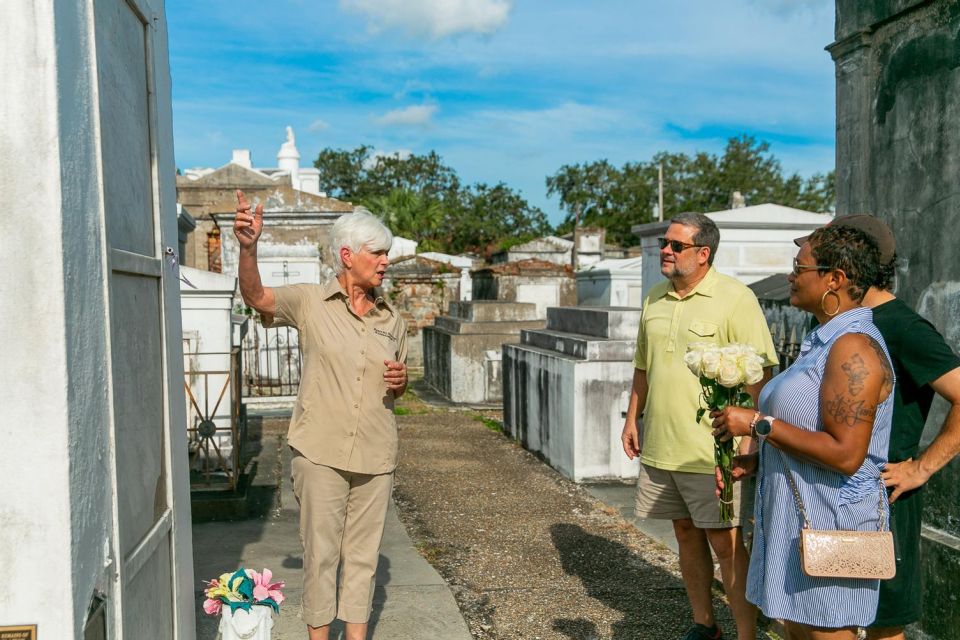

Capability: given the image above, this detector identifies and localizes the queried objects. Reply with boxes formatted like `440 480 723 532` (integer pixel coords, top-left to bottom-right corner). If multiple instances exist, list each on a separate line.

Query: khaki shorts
291 453 393 626
634 463 751 528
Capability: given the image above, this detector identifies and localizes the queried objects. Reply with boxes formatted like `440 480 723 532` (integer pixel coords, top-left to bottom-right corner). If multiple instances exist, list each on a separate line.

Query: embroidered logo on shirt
374 328 398 342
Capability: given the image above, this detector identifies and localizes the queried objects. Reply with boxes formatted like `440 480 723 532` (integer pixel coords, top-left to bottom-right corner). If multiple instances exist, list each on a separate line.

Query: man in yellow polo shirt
621 213 777 640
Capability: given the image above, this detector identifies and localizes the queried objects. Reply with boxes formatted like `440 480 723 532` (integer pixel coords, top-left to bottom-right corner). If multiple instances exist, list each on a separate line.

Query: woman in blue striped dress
711 225 894 640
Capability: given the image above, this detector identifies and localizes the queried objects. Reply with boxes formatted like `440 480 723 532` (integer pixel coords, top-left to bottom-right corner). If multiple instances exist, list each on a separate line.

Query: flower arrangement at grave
684 343 764 521
203 568 285 640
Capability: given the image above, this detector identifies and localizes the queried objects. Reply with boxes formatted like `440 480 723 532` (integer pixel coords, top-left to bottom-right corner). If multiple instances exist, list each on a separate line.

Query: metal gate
241 320 302 397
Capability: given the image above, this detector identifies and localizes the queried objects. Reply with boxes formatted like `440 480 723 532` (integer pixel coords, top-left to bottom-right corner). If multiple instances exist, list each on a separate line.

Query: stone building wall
832 3 960 637
831 0 960 308
472 259 577 318
176 165 353 272
380 255 464 369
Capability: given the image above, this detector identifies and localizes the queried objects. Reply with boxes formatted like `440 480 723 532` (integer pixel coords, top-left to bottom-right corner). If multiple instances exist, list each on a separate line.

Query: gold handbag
778 450 896 580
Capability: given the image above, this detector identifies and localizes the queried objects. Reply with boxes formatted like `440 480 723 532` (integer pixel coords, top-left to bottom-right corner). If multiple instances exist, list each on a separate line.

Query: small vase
219 605 274 640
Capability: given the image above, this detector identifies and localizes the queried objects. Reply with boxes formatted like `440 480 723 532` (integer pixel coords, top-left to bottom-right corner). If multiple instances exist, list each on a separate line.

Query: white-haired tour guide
234 190 408 640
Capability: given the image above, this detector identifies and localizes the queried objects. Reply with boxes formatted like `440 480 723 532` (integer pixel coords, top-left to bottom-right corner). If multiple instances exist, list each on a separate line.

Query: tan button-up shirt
262 280 408 474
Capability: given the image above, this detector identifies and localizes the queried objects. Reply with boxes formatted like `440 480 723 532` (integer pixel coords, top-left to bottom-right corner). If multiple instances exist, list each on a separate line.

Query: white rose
717 354 743 387
701 349 721 379
744 357 764 385
720 345 742 358
683 349 704 377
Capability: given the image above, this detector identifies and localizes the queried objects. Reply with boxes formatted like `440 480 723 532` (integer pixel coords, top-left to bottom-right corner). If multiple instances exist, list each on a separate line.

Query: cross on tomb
271 260 301 285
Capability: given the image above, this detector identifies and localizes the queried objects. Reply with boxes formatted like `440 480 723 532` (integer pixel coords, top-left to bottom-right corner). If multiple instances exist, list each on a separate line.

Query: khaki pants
291 453 393 626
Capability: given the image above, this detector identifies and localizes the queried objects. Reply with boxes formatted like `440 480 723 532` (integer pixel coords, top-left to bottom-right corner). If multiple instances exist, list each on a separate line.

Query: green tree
546 135 835 246
312 145 374 199
314 146 549 255
453 182 551 254
363 189 444 251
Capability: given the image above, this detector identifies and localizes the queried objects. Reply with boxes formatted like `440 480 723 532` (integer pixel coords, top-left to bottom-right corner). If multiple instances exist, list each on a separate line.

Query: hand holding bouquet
684 342 764 520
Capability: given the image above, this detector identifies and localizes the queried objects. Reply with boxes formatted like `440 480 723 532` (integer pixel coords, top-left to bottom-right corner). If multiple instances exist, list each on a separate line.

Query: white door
95 0 193 637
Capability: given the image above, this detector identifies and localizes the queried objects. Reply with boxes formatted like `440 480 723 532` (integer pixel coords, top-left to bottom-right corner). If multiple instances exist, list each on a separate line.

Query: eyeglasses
658 237 703 253
791 258 832 276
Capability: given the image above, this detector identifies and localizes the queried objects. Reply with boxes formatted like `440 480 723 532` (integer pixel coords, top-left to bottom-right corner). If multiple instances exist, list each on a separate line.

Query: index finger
236 189 250 211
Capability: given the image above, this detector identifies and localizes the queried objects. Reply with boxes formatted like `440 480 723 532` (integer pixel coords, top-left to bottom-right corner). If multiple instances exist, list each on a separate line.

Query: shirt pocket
688 320 719 341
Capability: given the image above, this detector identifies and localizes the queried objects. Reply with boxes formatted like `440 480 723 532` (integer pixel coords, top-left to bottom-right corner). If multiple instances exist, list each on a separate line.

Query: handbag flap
799 529 896 580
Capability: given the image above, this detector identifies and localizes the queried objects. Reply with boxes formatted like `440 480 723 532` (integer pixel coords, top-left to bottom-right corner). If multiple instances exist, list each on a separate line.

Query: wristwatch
754 415 776 440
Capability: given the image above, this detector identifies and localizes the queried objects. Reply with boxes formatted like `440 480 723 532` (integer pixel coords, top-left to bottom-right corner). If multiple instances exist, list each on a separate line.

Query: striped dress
748 307 893 628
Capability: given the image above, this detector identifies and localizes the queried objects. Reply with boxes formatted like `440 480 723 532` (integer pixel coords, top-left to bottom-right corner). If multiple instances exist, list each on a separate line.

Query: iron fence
184 347 244 491
241 321 302 396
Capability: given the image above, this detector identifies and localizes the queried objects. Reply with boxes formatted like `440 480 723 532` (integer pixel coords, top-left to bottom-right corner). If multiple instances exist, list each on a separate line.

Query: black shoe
682 623 722 640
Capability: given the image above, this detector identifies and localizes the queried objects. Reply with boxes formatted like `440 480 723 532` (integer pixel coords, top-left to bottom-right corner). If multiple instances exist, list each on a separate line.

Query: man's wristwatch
754 415 776 441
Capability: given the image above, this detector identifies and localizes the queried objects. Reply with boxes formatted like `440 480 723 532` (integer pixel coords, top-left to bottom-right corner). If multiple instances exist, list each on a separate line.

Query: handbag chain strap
773 446 887 532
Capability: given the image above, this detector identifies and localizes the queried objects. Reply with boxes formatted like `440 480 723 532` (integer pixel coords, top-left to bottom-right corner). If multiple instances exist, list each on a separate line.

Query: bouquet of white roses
684 343 765 520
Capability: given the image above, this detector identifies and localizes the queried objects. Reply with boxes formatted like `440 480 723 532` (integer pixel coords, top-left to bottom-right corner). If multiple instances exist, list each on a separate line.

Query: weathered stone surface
433 317 544 334
919 529 960 639
447 300 540 322
472 260 577 318
503 306 641 481
423 301 545 404
520 329 635 361
831 0 960 312
546 306 640 340
832 5 960 636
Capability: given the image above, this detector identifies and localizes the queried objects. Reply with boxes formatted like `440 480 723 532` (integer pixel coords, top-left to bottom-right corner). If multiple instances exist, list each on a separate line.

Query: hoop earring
820 289 841 317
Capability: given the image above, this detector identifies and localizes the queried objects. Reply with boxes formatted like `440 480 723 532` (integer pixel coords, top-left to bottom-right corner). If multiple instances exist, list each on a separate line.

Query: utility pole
658 162 664 222
571 203 581 270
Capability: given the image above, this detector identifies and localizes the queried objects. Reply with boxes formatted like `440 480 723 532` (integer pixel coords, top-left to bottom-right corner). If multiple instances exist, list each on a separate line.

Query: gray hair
670 212 720 266
330 210 393 274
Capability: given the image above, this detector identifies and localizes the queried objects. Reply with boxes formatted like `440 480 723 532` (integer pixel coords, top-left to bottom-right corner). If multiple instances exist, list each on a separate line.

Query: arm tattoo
824 392 877 427
865 337 894 398
841 354 869 395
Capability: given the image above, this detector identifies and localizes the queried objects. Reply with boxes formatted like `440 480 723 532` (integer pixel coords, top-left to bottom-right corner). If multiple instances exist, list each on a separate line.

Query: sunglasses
657 237 703 253
791 258 833 276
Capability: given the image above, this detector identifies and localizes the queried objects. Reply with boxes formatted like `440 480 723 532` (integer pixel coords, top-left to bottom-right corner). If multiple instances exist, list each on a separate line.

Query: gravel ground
391 393 740 640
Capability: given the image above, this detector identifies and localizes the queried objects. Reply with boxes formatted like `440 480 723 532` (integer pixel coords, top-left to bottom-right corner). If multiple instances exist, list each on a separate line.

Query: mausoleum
502 307 642 481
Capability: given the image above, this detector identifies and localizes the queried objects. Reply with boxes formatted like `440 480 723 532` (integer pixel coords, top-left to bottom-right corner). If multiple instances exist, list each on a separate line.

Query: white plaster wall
0 5 79 635
504 348 639 481
577 272 644 307
180 269 238 454
389 236 418 260
0 3 195 636
450 346 488 404
577 277 613 306
258 256 323 287
573 361 639 480
515 281 560 318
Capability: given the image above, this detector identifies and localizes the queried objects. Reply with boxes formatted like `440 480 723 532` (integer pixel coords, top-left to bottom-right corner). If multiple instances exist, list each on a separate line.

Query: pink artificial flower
246 568 285 605
203 597 222 615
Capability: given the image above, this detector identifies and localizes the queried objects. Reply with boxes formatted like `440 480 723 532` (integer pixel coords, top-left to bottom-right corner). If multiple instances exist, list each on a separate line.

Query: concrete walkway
192 428 472 640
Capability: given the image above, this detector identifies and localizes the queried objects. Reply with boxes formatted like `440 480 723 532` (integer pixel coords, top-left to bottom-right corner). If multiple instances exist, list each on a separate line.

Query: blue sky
166 0 836 225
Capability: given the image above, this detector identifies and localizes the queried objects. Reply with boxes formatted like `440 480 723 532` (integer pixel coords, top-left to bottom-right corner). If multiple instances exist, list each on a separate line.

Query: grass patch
473 414 503 433
394 407 413 416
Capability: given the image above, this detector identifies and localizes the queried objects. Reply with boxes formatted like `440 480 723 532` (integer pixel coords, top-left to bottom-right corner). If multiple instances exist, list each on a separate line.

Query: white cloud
339 0 512 39
307 118 329 132
375 104 438 127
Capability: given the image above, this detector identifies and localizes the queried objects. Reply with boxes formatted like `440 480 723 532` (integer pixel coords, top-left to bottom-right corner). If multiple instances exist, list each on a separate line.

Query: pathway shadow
550 522 730 640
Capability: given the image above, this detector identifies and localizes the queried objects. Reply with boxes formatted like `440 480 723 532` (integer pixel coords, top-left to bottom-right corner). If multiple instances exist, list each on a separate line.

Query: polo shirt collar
322 278 393 314
664 267 719 300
